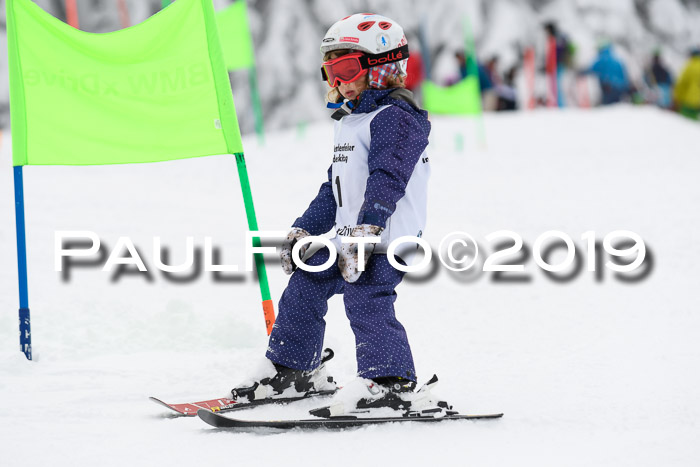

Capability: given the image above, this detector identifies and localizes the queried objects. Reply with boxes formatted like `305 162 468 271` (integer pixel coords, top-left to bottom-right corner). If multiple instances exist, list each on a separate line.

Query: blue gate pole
13 166 32 360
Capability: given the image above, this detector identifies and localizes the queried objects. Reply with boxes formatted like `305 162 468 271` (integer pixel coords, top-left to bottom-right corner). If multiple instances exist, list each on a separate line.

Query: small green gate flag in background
7 0 243 166
216 1 255 71
422 14 483 117
422 77 482 115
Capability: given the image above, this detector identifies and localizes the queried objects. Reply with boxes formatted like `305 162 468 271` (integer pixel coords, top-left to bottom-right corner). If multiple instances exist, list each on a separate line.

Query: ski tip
149 396 212 417
149 396 173 410
197 408 224 427
148 396 189 417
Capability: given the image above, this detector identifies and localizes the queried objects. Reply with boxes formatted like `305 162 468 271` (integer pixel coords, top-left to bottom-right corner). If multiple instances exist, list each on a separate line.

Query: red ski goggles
320 45 410 87
321 53 368 87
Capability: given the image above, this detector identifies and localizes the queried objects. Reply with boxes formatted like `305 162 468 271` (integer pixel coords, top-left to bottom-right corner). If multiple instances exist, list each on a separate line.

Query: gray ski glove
338 224 384 283
280 227 311 275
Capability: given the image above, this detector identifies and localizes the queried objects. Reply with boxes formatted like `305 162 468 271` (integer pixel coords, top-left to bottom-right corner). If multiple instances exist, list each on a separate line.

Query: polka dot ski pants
266 247 416 381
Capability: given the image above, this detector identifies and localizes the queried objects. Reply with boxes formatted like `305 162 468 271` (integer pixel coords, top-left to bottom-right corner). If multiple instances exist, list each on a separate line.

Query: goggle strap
358 44 410 69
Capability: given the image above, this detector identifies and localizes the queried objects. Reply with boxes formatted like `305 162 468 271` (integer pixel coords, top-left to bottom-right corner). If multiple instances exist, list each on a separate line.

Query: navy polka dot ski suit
266 89 431 382
266 247 415 380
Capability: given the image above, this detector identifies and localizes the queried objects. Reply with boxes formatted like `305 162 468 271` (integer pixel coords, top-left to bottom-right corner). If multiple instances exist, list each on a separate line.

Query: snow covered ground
1 106 699 466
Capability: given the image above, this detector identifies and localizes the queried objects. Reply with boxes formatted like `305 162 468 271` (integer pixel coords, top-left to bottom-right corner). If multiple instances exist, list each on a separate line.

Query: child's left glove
338 224 384 283
280 227 311 275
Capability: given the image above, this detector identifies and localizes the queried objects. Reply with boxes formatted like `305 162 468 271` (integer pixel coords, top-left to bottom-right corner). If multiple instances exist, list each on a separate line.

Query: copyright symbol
438 232 479 272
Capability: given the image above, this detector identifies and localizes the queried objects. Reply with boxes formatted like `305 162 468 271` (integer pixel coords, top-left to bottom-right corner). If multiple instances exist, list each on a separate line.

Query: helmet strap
327 98 356 121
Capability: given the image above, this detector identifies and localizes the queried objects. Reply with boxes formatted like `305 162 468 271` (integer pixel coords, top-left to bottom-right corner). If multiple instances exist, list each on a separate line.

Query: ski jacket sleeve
358 105 428 228
292 165 337 235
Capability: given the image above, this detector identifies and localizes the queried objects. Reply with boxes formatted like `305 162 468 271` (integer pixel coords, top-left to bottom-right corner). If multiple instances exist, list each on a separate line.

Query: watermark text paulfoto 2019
54 230 651 284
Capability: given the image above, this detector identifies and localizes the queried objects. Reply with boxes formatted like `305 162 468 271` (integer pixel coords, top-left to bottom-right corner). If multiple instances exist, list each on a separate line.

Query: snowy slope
1 106 700 466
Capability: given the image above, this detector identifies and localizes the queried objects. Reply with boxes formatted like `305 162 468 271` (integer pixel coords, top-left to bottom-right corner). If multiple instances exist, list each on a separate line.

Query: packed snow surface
1 106 699 466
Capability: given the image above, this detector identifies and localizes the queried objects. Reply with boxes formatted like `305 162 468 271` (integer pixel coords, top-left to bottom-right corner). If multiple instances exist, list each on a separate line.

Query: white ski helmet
320 13 409 76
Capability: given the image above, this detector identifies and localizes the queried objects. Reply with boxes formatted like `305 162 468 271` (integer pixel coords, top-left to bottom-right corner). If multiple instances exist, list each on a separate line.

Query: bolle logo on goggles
367 51 403 66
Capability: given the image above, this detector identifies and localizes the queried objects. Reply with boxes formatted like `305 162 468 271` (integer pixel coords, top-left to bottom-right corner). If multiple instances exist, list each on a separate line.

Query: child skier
232 13 440 416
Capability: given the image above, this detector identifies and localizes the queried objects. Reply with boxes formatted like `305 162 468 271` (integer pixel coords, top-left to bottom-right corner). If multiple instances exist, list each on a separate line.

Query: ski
197 408 503 430
150 390 337 417
152 348 339 416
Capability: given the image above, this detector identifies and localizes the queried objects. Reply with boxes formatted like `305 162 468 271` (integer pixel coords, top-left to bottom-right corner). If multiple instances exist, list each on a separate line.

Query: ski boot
231 348 337 403
309 374 455 418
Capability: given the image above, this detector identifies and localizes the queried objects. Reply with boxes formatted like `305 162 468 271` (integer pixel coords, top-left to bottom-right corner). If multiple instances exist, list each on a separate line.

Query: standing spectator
496 67 518 111
673 49 700 120
482 56 500 110
644 50 674 109
455 51 492 91
583 43 630 105
544 22 571 107
455 51 497 110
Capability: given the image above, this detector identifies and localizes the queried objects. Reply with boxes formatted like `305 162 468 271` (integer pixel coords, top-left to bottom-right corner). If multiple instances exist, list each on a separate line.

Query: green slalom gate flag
8 0 276 353
422 77 482 115
216 1 255 71
7 0 243 166
422 14 482 117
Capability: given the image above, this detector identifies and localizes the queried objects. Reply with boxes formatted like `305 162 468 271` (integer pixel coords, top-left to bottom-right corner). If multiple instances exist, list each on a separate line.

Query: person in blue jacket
584 43 631 105
231 14 442 416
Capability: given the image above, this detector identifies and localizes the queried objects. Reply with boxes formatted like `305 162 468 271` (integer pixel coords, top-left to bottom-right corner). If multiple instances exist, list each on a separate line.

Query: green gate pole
234 153 275 334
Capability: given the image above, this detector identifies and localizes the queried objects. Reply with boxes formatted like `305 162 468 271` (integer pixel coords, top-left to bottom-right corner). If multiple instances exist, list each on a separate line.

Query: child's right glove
338 224 384 283
280 227 310 275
